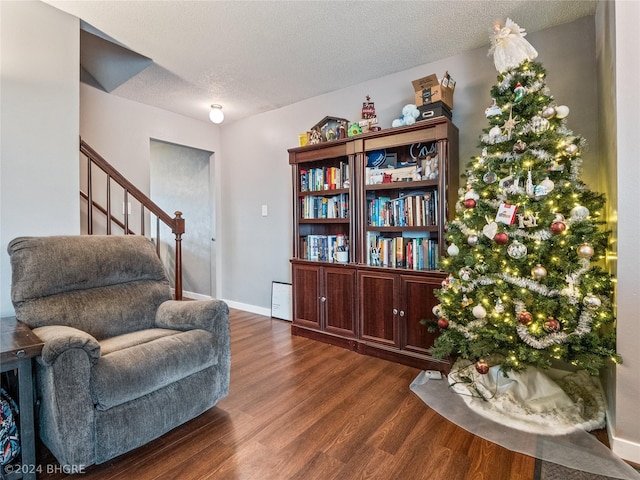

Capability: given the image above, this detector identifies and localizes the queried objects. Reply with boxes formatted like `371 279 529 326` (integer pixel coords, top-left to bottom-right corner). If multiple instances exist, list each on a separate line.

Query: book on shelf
302 234 349 262
367 191 437 227
299 163 348 192
366 233 438 270
301 193 349 219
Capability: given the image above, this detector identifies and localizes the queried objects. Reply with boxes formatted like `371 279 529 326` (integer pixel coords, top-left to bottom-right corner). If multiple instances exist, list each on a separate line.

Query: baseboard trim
607 415 640 465
223 299 271 318
170 289 213 301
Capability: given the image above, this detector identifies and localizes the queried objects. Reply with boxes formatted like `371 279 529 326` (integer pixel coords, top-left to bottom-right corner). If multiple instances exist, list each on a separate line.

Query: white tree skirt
410 366 640 479
447 359 605 435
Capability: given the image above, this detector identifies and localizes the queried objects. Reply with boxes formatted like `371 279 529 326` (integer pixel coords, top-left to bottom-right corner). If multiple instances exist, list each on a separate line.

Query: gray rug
535 458 640 480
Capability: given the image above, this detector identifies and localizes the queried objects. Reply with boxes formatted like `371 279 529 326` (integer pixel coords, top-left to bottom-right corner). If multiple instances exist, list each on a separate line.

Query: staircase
79 138 184 300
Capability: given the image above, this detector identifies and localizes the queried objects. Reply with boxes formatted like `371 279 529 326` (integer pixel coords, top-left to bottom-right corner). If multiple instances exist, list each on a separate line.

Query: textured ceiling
43 0 597 124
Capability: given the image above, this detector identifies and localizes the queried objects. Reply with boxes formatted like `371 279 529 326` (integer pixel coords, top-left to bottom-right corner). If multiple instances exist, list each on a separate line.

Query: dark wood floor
37 308 536 480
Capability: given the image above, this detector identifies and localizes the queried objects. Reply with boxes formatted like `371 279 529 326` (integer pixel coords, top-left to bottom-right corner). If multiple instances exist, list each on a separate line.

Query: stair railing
79 138 184 300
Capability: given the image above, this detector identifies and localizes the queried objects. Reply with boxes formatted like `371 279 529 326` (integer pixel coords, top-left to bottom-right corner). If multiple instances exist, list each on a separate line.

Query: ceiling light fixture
209 104 224 124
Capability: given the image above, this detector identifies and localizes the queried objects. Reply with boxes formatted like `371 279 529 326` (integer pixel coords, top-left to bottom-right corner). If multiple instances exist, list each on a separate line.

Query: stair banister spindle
106 175 112 235
87 156 93 234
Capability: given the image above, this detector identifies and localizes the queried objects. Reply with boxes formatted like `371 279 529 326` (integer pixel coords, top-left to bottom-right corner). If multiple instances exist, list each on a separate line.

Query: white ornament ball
464 189 480 201
432 304 443 317
583 295 602 310
555 105 570 119
447 244 460 256
507 240 528 259
577 243 595 259
541 106 556 119
472 305 487 319
539 177 555 193
570 205 590 221
531 116 550 133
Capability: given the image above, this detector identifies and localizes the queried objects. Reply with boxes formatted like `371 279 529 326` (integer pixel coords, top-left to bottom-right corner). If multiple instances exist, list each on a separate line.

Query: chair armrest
155 299 229 334
32 325 101 366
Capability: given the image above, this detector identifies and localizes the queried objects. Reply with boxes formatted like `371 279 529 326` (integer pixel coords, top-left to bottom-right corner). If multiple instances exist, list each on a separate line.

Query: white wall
0 1 80 316
219 17 599 313
602 0 640 463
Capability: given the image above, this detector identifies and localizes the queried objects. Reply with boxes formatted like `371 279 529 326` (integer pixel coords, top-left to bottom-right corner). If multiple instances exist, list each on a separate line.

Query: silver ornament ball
467 234 480 246
583 295 602 310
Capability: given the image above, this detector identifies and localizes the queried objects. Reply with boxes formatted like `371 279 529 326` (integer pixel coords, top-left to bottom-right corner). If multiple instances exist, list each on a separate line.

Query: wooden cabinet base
291 322 451 373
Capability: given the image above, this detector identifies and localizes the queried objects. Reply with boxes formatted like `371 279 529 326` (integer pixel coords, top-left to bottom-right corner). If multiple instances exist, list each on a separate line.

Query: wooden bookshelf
289 118 458 371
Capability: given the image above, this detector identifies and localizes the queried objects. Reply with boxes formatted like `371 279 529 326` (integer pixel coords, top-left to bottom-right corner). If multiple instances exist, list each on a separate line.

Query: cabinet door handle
399 310 405 317
392 308 398 315
320 296 327 302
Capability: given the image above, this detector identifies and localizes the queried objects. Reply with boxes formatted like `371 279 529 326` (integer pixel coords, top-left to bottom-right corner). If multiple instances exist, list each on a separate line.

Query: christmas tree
430 19 620 376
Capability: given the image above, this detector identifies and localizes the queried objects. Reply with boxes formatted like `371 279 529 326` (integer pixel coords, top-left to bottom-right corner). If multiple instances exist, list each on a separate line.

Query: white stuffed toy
392 104 420 128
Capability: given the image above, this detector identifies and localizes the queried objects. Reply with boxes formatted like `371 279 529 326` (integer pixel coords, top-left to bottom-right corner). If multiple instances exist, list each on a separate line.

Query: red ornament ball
517 311 533 325
494 232 509 245
475 359 489 375
544 317 560 333
437 318 449 329
550 221 566 235
463 198 477 209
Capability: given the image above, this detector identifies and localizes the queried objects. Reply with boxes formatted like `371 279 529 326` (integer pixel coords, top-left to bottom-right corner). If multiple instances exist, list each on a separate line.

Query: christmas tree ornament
530 115 550 133
550 220 567 234
502 108 519 139
437 317 450 329
485 99 502 117
539 177 555 192
517 211 539 228
461 295 473 307
507 240 528 259
555 105 570 118
472 305 488 319
494 232 509 245
447 244 460 256
541 106 556 119
489 18 538 73
514 83 525 102
467 234 480 246
544 317 560 333
517 310 533 325
583 294 602 310
577 243 595 258
464 189 480 201
525 170 534 196
475 358 490 375
482 221 498 239
513 139 528 154
494 298 505 313
495 202 518 224
570 205 590 221
432 304 443 317
483 169 497 184
564 144 578 155
531 264 547 280
459 267 473 281
489 125 502 141
463 198 477 209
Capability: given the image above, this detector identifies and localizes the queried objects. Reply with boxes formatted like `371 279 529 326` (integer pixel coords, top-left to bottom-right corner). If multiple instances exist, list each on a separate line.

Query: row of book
300 162 349 192
366 232 439 270
301 234 349 262
301 193 349 219
368 191 438 227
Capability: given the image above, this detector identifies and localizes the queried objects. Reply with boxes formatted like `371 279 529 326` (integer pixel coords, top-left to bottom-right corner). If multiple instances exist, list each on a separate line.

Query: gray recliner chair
8 235 230 467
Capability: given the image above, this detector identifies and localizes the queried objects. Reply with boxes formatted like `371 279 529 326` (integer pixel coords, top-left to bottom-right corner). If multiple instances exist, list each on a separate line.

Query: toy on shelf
392 104 420 128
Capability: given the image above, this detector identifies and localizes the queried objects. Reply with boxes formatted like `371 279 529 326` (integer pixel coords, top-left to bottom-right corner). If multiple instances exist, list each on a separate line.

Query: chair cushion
91 329 217 410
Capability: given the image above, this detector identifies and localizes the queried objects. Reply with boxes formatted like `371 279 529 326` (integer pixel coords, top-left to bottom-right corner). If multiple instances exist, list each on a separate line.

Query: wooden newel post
173 211 185 300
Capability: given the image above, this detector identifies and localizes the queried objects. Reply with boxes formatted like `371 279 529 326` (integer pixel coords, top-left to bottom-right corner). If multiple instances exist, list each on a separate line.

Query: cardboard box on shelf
412 72 455 110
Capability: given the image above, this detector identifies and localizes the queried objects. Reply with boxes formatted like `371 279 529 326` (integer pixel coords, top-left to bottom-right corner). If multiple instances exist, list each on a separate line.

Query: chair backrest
8 235 172 339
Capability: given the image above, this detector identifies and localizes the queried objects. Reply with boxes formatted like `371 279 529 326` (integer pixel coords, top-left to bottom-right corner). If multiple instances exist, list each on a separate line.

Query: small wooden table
1 317 44 480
